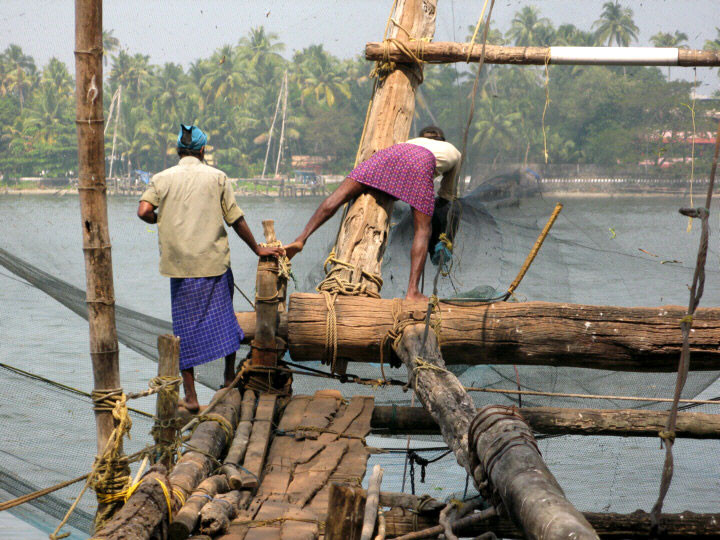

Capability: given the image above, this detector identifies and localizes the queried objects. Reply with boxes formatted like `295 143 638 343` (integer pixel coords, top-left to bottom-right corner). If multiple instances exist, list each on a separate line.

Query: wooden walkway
220 391 374 539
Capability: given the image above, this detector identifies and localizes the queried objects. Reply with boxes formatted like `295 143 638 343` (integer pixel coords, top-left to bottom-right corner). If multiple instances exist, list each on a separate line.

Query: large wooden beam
366 41 720 67
322 0 437 297
394 324 598 539
371 405 720 439
285 293 720 371
383 505 720 539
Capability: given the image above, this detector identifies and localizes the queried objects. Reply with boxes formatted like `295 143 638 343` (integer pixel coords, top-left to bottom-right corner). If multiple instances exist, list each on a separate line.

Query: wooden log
169 475 229 540
199 490 247 536
287 293 720 371
222 390 257 490
251 220 281 367
169 389 242 499
365 41 720 67
371 405 720 439
155 335 180 469
361 465 384 540
235 311 287 344
75 0 124 523
323 0 436 297
382 506 720 539
91 466 170 540
238 393 277 489
325 483 367 540
394 324 598 539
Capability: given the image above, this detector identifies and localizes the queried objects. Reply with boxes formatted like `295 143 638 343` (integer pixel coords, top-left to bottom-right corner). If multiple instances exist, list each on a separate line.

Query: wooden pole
394 324 598 540
325 483 367 540
285 294 720 371
250 220 282 368
370 405 720 439
75 0 125 522
321 0 437 297
360 465 383 540
155 335 180 469
365 41 720 67
383 506 720 539
221 389 256 489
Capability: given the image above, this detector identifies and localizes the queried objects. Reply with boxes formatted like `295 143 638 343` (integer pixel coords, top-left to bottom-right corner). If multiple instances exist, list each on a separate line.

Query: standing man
138 124 282 412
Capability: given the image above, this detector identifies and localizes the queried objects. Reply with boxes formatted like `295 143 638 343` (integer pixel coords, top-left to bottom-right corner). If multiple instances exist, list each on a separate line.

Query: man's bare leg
224 352 237 387
406 208 432 301
285 177 366 259
181 367 200 413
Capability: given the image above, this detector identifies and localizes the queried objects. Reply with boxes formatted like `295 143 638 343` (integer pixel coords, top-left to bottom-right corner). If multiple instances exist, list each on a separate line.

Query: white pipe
550 47 679 66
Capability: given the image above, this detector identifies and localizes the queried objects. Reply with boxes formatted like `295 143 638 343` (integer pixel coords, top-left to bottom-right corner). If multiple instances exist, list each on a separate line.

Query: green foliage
0 13 715 179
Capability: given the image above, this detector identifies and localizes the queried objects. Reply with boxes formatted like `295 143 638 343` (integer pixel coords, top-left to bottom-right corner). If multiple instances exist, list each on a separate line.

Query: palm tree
200 46 246 105
41 58 73 96
5 65 34 111
238 27 285 68
592 2 638 47
650 31 688 78
703 28 720 51
506 6 553 47
102 29 121 66
465 23 505 46
294 45 350 107
472 99 523 165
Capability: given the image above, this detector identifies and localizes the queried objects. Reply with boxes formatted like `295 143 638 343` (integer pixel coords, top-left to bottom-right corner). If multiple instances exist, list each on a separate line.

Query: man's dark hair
177 147 204 159
419 125 445 141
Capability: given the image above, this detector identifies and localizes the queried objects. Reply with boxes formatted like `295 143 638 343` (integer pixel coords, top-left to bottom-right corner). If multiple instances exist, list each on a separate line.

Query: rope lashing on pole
650 118 720 537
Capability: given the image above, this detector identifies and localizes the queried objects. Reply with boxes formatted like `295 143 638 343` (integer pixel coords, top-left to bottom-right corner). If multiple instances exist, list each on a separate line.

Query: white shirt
406 137 462 201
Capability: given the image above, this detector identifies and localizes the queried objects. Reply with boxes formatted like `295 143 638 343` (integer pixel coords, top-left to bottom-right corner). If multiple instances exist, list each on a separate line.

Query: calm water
1 193 719 537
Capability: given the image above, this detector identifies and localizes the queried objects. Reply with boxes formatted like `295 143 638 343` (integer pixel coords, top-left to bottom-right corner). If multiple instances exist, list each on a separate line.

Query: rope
465 0 491 62
192 413 235 445
150 375 182 466
650 117 720 536
541 51 551 164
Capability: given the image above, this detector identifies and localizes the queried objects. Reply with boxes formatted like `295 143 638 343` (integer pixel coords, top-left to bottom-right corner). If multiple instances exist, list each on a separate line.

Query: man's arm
137 201 157 224
232 217 284 257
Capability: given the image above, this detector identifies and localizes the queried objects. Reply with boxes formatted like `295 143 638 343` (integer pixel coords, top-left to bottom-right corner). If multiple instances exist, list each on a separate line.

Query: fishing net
2 1 720 535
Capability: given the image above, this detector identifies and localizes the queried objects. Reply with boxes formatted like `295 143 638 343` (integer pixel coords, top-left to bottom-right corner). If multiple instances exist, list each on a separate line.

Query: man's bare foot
405 291 429 302
179 397 201 414
283 240 305 260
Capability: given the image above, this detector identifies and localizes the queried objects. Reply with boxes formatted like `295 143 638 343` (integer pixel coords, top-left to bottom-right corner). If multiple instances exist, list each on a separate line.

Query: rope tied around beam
191 413 235 446
467 405 540 505
369 37 428 83
149 375 182 466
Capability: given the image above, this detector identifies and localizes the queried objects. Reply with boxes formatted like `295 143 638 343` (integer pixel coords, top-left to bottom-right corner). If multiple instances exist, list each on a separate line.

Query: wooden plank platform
218 391 374 540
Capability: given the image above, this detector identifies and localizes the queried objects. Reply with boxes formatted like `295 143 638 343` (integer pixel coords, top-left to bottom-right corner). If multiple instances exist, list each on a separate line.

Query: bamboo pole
75 0 125 522
250 220 281 368
370 405 720 439
365 42 720 67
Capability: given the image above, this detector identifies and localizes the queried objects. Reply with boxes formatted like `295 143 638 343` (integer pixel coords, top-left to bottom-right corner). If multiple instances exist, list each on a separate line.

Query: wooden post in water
75 0 124 523
154 335 180 469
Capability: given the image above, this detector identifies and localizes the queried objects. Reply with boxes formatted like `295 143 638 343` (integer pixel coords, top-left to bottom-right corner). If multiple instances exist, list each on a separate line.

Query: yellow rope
465 0 491 62
192 413 235 445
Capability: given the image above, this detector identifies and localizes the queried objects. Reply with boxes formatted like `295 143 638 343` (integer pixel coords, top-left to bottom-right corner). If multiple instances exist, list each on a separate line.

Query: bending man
284 126 461 301
138 125 282 412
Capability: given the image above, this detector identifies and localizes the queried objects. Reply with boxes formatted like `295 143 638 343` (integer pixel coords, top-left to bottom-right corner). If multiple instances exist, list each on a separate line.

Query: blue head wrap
177 124 207 151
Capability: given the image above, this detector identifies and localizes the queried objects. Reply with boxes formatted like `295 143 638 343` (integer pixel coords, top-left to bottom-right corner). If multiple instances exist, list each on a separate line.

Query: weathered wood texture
365 41 720 67
394 324 598 540
325 484 367 540
383 506 720 539
199 490 247 536
235 312 287 345
251 220 281 367
91 466 171 540
360 465 383 540
325 0 437 296
371 405 720 439
75 0 121 467
221 392 374 540
222 390 257 490
155 335 180 468
238 393 277 489
170 389 242 499
169 475 229 540
287 294 720 371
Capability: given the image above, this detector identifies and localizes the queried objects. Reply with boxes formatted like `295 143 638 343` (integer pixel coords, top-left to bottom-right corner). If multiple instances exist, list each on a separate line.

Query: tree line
0 2 718 180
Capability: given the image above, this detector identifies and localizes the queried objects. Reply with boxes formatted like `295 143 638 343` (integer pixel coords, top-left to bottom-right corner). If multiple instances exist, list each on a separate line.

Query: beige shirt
406 137 462 201
140 156 244 278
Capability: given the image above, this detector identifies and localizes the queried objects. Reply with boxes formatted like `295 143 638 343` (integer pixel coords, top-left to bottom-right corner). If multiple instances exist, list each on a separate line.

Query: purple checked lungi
348 143 437 216
170 268 244 370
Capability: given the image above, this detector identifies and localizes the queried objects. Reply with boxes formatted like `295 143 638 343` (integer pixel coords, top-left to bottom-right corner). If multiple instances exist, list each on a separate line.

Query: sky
0 0 718 90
